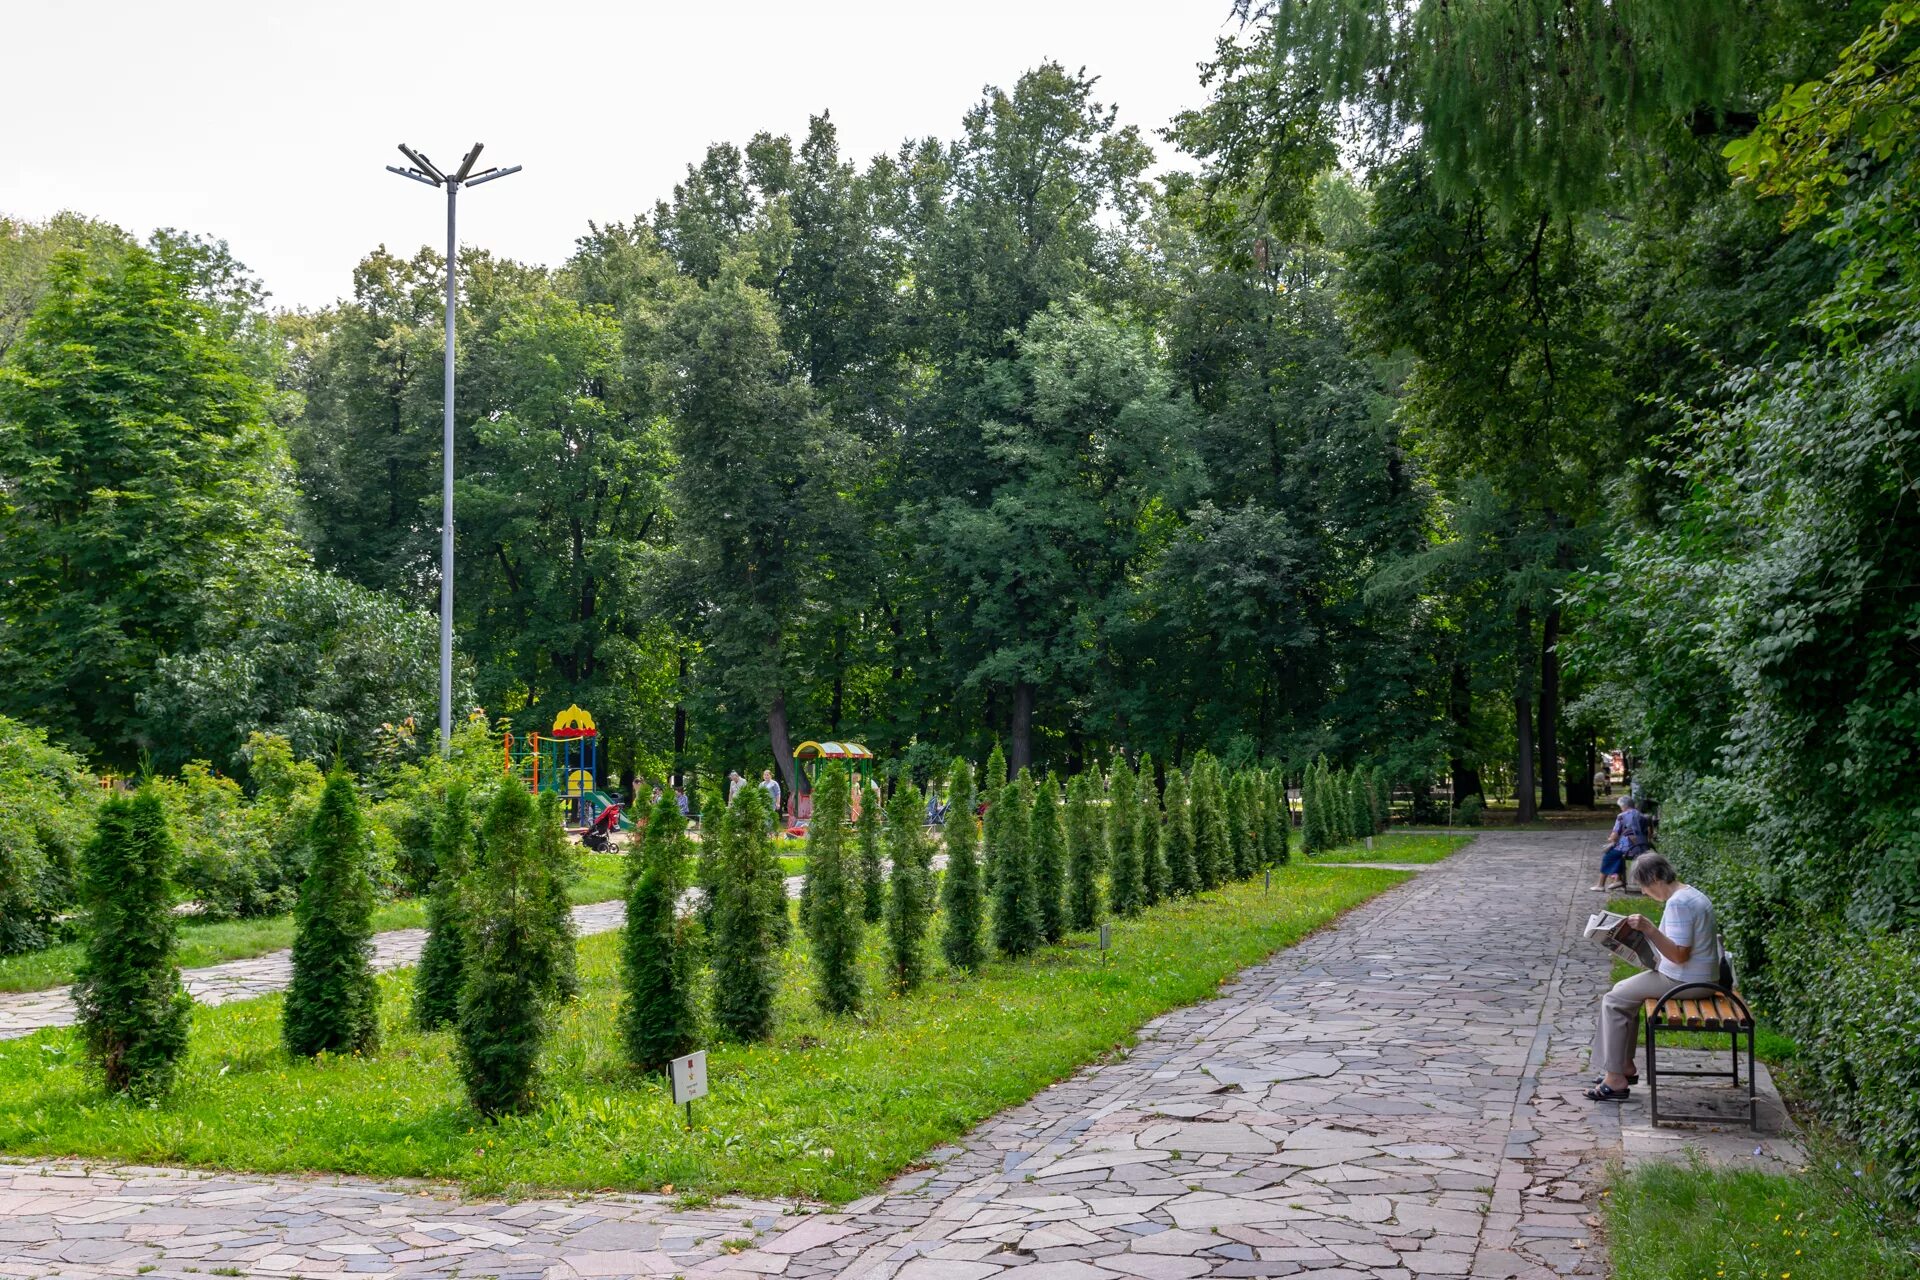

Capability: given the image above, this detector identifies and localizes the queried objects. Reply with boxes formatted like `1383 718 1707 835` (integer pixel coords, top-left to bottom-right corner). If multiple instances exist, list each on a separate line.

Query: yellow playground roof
793 741 872 760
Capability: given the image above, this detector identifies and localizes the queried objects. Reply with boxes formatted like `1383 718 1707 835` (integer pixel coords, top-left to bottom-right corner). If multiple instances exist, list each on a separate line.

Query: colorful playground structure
787 740 875 831
503 704 628 830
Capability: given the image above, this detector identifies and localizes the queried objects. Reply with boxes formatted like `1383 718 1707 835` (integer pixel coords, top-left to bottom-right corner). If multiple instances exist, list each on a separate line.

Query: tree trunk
1538 606 1564 809
672 652 688 787
1448 661 1483 803
1009 680 1035 777
768 690 795 798
1566 729 1597 807
1514 604 1537 823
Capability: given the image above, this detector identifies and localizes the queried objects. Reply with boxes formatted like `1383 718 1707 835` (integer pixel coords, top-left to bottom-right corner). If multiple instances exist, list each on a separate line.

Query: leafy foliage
0 716 95 955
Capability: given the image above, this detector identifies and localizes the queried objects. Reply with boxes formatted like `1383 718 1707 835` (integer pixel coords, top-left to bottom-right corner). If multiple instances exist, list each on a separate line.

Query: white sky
5 1 1243 311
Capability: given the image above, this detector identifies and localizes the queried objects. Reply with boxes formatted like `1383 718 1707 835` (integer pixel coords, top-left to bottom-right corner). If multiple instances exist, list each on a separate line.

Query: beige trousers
1592 967 1683 1077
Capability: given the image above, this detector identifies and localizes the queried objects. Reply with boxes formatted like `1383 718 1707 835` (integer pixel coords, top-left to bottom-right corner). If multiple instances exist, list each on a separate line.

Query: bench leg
1748 1026 1758 1133
1647 1015 1659 1125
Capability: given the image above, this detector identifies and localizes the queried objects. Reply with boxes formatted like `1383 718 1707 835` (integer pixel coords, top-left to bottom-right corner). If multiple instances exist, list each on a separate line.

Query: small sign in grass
0 864 1404 1202
1312 831 1473 864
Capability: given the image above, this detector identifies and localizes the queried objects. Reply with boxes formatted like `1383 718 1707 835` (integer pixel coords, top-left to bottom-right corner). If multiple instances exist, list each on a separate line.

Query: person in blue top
1590 795 1646 892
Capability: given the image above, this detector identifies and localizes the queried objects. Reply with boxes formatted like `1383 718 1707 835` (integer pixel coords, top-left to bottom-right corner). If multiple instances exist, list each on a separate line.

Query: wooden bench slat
1642 993 1753 1030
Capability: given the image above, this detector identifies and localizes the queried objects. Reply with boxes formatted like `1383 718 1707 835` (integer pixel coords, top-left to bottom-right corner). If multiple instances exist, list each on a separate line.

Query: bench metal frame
1645 981 1757 1131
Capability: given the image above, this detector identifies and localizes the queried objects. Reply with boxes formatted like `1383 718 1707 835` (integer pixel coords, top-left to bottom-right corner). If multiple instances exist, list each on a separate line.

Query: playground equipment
787 741 875 831
503 703 628 829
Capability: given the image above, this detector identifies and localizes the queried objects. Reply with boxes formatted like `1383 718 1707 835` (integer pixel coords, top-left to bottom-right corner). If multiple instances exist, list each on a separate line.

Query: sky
5 1 1244 311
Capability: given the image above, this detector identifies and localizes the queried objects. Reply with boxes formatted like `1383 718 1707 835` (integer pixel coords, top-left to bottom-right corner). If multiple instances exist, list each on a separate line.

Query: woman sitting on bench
1585 854 1719 1102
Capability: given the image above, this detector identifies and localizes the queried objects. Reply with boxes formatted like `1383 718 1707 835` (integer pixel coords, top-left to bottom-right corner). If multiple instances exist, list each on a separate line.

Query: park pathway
0 829 1619 1279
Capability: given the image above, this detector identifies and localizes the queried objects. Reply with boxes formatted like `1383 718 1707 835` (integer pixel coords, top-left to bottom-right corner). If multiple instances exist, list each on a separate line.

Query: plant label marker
1264 867 1271 894
1098 921 1111 963
1366 836 1374 852
671 1050 708 1128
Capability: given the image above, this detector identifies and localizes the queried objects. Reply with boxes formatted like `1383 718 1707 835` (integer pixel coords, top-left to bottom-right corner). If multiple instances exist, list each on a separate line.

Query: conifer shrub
805 763 864 1015
532 792 579 1003
1106 758 1143 917
939 757 986 972
992 772 1041 957
1065 772 1102 931
1372 769 1393 831
72 788 191 1099
1138 753 1167 905
1031 772 1067 944
621 794 697 1072
884 781 931 992
457 782 552 1115
413 784 471 1031
1161 767 1197 895
1264 770 1292 866
1226 771 1255 879
711 785 779 1042
982 742 1008 885
1190 754 1229 891
283 766 379 1058
1348 765 1374 841
857 785 885 925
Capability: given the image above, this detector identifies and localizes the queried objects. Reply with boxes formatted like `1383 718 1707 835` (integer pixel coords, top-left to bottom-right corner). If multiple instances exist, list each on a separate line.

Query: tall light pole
387 143 521 755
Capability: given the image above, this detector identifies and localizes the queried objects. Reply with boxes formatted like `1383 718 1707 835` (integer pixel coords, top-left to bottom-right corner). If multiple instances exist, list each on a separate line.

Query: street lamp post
387 143 521 755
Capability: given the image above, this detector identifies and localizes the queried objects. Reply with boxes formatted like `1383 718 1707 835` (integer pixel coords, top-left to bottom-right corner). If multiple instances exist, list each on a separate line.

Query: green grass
1311 831 1473 864
1605 1157 1920 1279
0 863 1405 1201
0 854 628 995
1602 896 1799 1064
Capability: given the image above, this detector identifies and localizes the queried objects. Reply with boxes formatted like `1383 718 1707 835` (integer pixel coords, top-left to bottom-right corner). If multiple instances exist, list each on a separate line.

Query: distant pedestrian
674 784 689 818
760 768 782 815
727 770 745 802
1590 796 1646 892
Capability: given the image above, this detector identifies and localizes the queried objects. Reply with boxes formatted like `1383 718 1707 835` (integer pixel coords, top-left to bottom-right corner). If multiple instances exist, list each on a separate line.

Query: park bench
1642 948 1757 1131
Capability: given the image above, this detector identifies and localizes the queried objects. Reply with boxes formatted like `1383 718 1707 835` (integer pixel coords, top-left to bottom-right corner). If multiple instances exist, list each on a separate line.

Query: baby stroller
581 800 622 852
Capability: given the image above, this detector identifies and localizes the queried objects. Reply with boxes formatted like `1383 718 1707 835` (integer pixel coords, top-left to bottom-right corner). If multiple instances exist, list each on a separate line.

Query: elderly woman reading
1585 853 1719 1103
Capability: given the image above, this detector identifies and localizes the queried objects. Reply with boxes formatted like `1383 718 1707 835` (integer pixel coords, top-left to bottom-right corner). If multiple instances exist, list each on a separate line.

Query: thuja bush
532 792 579 1003
806 763 864 1015
1162 767 1197 896
992 772 1041 957
283 767 379 1058
413 784 471 1031
1107 757 1143 917
1262 770 1290 866
1347 766 1374 840
458 782 550 1115
1138 753 1168 906
884 780 931 992
711 785 780 1042
939 757 986 972
72 788 191 1099
1226 772 1256 879
857 783 885 925
1031 772 1067 944
1065 773 1102 931
1190 754 1229 891
982 742 1009 885
622 793 697 1071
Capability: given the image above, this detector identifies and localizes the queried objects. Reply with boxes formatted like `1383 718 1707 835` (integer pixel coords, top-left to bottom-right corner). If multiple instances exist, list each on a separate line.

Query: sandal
1593 1071 1638 1086
1584 1083 1631 1102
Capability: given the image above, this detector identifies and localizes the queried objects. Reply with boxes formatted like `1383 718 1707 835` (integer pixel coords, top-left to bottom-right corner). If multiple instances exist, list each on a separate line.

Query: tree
1065 773 1103 932
939 758 987 972
1161 767 1197 896
805 763 864 1015
414 784 472 1031
1190 754 1230 891
0 244 300 765
711 785 780 1041
884 780 932 991
991 772 1042 957
1107 757 1144 917
72 789 190 1098
621 794 697 1072
1030 773 1068 944
458 782 552 1115
857 782 885 924
283 767 379 1058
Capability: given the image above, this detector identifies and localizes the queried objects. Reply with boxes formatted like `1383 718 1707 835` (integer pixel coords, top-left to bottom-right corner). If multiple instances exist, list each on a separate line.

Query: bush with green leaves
1161 766 1196 896
159 763 296 922
982 743 1008 885
1065 773 1103 931
857 782 885 925
1106 757 1143 916
1348 765 1375 839
1262 770 1290 866
939 758 986 972
413 784 472 1031
992 772 1042 957
72 787 191 1099
1455 794 1484 826
1138 753 1167 906
531 792 579 1003
884 780 932 992
711 785 781 1041
457 782 551 1114
622 793 697 1071
805 763 864 1015
1031 773 1067 944
0 714 95 955
282 767 379 1058
1190 754 1229 891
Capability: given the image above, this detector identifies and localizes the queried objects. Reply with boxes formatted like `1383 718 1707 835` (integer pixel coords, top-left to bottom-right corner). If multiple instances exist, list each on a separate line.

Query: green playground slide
582 790 635 829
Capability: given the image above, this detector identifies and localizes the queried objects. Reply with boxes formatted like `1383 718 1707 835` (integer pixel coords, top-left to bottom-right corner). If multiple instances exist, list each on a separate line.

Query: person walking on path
1585 853 1719 1101
760 769 783 828
1590 795 1645 891
727 770 745 802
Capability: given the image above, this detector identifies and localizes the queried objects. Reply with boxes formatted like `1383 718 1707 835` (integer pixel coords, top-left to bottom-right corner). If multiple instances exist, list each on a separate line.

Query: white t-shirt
1656 885 1720 983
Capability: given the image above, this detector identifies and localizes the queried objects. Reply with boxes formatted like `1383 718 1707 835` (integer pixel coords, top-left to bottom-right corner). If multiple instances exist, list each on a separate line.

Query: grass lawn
0 853 628 995
0 863 1406 1201
1603 897 1799 1063
1605 1157 1920 1279
1311 831 1474 864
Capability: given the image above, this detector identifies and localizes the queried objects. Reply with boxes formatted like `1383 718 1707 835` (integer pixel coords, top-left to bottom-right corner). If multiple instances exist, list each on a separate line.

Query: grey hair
1632 853 1678 887
1616 795 1632 808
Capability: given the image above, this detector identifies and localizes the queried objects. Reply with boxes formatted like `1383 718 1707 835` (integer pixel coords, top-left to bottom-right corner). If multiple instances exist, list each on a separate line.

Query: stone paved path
1 830 1624 1278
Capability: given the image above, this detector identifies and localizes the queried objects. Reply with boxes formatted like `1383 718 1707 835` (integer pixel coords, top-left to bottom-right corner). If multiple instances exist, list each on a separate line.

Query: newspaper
1585 911 1658 971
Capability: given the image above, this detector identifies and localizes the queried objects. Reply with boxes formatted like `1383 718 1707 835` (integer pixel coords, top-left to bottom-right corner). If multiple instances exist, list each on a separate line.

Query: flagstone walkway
1 829 1622 1279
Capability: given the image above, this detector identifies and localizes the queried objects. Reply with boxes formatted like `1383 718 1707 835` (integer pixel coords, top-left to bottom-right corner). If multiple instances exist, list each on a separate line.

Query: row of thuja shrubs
1299 758 1392 855
0 714 540 958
